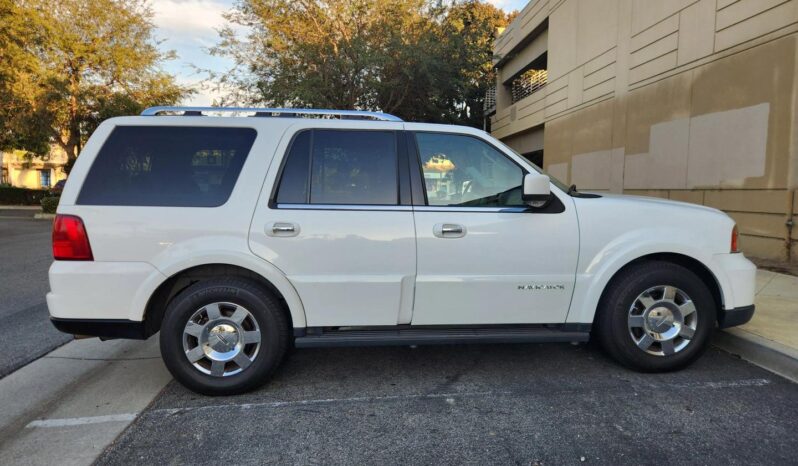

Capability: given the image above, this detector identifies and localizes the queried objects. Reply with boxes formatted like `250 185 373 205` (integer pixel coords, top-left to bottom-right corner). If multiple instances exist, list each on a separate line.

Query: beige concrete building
489 0 798 261
1 147 67 189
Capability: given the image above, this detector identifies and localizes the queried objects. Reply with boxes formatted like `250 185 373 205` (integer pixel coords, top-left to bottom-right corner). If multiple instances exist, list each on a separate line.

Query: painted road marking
26 413 137 428
24 378 772 429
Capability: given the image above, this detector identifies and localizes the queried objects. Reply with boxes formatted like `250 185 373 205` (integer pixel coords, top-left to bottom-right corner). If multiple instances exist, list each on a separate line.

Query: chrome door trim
274 204 531 213
413 206 529 213
276 203 413 212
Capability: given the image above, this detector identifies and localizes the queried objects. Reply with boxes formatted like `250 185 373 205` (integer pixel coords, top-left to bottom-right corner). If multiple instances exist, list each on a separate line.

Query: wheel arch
591 253 724 329
140 262 306 338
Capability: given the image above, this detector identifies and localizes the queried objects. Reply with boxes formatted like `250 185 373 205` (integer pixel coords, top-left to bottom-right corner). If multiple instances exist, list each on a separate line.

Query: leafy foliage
0 186 48 205
0 0 192 162
41 195 60 213
209 0 512 127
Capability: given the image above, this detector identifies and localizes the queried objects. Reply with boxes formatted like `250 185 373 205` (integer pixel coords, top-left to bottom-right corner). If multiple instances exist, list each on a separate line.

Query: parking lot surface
99 342 797 465
0 214 70 377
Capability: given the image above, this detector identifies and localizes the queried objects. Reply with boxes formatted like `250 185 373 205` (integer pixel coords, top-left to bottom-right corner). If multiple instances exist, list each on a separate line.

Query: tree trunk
65 70 81 162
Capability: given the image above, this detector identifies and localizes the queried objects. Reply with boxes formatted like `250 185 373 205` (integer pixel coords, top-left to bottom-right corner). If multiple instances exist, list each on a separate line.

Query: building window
509 53 548 104
511 69 547 103
40 169 51 188
1 168 8 185
522 150 544 168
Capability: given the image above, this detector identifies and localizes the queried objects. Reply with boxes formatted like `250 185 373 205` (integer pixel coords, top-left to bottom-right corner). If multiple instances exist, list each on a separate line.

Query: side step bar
294 326 590 348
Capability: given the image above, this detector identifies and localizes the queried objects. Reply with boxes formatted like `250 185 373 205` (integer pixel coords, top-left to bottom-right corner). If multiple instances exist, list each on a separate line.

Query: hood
584 192 724 215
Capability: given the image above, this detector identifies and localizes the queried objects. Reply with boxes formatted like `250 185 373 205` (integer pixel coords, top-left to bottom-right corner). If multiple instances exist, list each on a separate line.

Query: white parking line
146 378 773 417
26 413 137 428
20 378 774 430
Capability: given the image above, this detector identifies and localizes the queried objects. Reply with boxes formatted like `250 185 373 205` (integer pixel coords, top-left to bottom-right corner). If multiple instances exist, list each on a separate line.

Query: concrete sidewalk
0 338 170 466
715 269 798 382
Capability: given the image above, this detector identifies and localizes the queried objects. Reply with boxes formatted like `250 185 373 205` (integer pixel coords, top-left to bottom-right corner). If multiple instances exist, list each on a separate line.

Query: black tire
595 261 716 372
159 278 290 396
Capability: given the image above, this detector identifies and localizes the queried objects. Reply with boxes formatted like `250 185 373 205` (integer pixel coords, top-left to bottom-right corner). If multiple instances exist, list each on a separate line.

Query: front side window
415 133 525 207
274 129 398 206
78 126 256 207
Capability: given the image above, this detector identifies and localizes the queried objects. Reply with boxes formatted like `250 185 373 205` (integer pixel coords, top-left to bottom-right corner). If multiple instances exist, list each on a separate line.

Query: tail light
731 224 739 253
52 214 94 260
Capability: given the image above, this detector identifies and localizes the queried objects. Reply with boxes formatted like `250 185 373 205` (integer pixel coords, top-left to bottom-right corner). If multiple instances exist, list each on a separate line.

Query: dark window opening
522 150 543 168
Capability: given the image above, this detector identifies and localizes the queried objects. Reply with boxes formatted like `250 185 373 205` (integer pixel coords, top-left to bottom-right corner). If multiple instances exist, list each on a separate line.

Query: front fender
566 227 731 325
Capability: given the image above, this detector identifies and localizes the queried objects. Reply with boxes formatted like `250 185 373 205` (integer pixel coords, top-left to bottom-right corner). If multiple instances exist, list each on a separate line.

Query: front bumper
712 253 757 310
717 304 755 329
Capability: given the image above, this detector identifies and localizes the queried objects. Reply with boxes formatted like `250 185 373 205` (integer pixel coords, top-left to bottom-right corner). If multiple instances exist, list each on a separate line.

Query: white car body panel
411 205 579 325
47 116 756 335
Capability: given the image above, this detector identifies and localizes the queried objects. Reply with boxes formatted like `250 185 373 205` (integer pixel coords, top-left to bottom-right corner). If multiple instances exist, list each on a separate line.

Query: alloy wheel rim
182 302 261 377
627 285 697 356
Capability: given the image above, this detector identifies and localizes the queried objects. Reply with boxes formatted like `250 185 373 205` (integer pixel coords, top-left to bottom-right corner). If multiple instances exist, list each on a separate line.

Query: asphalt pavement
0 212 70 377
98 342 798 465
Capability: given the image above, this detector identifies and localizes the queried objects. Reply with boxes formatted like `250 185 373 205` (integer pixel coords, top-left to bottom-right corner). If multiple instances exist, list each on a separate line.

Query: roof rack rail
140 106 403 122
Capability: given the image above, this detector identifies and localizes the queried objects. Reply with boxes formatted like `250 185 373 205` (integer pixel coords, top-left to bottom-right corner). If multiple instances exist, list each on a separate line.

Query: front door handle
266 222 300 237
433 223 466 238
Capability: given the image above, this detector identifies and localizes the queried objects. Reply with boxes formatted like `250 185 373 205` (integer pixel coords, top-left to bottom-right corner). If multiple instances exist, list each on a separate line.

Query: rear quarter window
77 126 257 207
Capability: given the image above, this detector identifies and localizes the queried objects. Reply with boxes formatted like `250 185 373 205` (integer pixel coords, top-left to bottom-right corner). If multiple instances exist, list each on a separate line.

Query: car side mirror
522 172 551 208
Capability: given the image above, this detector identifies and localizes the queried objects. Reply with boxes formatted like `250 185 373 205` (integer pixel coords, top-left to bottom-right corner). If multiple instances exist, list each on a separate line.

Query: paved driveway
0 214 70 377
99 342 797 465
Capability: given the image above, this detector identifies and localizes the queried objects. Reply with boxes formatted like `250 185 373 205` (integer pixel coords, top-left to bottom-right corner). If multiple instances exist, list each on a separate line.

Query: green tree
0 0 50 155
210 0 511 126
0 0 192 163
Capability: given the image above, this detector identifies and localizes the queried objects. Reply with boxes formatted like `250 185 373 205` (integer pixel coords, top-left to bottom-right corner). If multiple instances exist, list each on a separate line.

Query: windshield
492 139 571 193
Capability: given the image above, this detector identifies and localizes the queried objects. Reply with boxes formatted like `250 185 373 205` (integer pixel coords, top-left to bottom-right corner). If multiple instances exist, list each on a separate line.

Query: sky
150 0 529 106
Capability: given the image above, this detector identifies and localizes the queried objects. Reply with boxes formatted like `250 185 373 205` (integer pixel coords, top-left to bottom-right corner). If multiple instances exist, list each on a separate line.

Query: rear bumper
718 304 755 329
50 317 148 339
47 260 163 321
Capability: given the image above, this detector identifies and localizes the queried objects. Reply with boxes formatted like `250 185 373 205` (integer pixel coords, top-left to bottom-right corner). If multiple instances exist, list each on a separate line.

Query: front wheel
160 278 290 395
596 261 716 372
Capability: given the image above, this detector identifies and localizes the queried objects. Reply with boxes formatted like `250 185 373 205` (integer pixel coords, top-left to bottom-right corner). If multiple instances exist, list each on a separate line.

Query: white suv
47 107 756 395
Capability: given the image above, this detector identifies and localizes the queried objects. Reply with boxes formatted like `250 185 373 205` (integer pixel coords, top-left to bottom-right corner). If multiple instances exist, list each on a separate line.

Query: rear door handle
266 222 300 237
433 223 466 238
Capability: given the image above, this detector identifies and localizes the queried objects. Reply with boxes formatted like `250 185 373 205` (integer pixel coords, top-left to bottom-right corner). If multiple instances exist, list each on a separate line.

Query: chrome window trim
275 204 528 213
276 204 412 212
413 206 528 213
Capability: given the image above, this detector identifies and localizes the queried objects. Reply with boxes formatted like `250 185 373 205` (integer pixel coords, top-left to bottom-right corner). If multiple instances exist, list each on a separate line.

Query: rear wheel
596 261 716 372
160 278 290 395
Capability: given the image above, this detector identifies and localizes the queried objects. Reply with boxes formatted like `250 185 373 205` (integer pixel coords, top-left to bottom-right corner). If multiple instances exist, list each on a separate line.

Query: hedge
0 187 49 205
41 196 60 214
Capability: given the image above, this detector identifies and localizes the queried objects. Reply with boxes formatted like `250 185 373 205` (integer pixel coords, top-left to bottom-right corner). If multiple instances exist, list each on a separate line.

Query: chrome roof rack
140 106 403 122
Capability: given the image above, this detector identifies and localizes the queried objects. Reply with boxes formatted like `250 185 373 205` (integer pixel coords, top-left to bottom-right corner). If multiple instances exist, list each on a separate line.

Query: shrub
41 196 60 214
0 187 49 205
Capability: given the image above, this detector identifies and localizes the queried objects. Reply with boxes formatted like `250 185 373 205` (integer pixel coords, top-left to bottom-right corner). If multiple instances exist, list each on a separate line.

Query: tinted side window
78 126 256 207
275 131 311 204
415 133 525 207
274 130 398 206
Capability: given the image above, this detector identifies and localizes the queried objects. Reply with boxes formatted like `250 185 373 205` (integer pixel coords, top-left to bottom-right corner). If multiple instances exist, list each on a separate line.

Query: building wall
1 148 68 189
492 0 798 261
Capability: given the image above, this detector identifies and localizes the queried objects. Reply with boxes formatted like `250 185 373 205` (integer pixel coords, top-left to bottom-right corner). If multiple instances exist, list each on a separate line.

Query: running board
294 326 590 348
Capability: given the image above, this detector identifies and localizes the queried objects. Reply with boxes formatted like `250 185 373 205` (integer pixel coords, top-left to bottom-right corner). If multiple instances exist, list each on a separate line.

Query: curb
0 205 43 210
714 328 798 383
33 213 54 219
